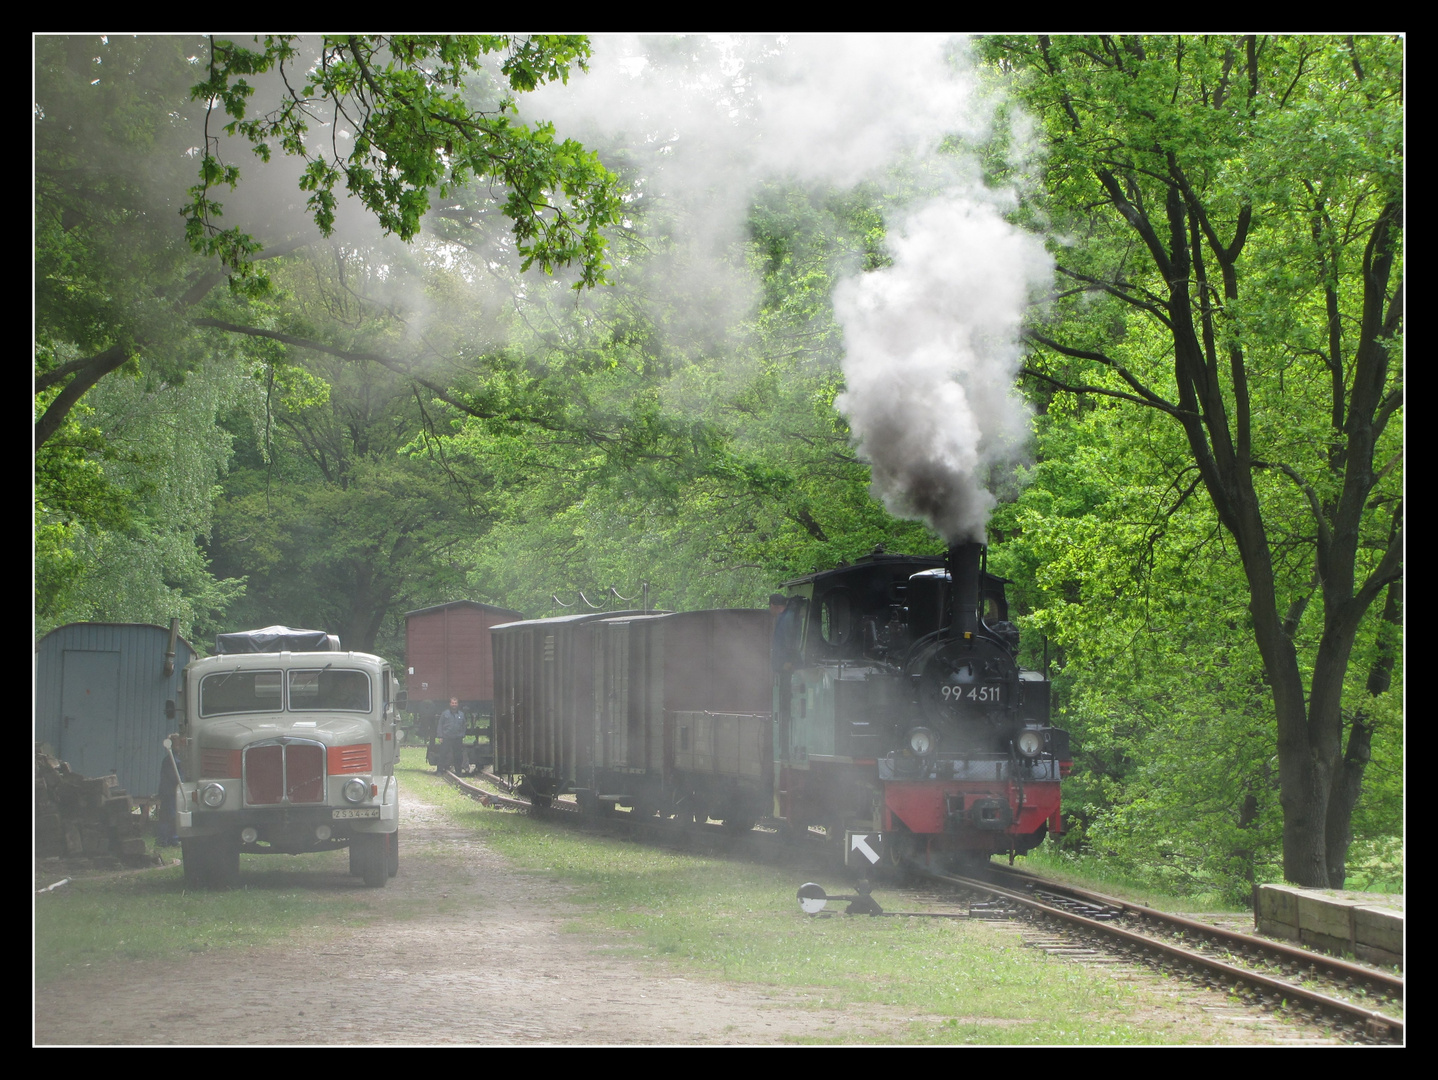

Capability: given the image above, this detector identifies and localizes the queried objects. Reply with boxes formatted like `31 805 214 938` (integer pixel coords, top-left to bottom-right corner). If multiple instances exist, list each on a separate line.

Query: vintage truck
168 627 402 887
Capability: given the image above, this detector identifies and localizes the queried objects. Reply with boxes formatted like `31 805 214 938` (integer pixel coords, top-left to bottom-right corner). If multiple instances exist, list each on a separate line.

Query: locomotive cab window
981 575 1010 623
818 589 854 651
772 597 808 670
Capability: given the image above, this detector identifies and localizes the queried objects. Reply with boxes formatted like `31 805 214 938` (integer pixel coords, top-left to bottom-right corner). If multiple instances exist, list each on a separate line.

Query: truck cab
169 627 401 887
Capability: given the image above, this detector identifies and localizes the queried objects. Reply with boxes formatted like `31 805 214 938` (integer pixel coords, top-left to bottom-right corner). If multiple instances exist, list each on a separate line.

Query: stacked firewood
34 747 151 864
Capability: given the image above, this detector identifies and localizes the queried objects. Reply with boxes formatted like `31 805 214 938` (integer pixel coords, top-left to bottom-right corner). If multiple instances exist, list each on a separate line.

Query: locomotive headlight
200 782 227 809
907 727 935 756
1016 729 1043 758
342 777 369 804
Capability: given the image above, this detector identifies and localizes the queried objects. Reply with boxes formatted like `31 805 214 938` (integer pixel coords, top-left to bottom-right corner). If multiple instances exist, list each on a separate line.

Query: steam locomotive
490 541 1068 873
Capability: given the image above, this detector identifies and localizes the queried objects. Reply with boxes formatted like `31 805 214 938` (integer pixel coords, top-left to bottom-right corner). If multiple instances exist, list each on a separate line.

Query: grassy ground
410 754 1278 1045
35 750 1323 1044
33 847 374 984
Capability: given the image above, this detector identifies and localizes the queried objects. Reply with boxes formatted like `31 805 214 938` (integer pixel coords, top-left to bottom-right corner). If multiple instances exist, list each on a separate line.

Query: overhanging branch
1023 332 1188 417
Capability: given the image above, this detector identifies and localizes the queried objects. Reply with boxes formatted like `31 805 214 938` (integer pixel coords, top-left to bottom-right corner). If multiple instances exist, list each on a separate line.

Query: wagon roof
403 600 527 619
489 609 656 632
597 608 767 624
35 621 197 652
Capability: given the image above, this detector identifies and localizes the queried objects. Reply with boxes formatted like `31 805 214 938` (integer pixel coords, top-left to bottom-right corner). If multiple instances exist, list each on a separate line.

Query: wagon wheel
777 818 809 845
720 807 756 835
826 818 851 868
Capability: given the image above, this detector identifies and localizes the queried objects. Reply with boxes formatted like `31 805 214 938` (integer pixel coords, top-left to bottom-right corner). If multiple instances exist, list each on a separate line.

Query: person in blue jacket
438 698 467 775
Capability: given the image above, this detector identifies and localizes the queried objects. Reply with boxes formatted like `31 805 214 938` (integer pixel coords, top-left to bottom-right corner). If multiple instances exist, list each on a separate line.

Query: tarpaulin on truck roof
215 626 340 654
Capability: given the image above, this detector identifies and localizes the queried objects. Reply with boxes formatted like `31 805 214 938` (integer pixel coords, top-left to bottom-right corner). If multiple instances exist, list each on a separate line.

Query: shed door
60 650 121 779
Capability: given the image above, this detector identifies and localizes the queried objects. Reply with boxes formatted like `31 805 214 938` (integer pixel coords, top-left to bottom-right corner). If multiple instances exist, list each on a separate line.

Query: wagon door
59 649 121 779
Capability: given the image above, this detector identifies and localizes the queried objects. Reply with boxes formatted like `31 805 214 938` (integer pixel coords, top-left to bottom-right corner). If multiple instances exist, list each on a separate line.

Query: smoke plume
525 34 1050 543
833 197 1051 543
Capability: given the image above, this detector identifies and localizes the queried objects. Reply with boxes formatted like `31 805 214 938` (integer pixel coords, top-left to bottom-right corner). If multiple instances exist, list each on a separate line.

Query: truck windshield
199 670 282 716
198 668 372 715
288 669 371 712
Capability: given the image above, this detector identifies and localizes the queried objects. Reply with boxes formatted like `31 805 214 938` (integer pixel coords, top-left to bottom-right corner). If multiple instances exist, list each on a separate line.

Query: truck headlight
343 778 369 804
200 782 227 809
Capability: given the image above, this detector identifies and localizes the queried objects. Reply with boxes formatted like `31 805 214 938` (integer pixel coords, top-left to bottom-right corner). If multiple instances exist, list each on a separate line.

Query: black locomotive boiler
489 542 1068 871
773 541 1069 871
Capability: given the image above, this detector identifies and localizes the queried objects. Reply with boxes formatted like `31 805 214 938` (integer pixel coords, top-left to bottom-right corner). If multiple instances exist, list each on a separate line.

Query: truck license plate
332 808 381 819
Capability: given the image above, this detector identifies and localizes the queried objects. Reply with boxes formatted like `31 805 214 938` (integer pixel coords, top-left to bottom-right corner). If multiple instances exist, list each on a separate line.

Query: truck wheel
210 836 241 888
181 837 238 888
348 842 364 877
181 838 210 887
387 829 399 877
355 834 387 887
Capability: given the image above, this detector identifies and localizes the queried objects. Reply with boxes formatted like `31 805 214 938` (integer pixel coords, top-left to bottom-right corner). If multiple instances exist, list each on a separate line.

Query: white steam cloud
833 197 1052 543
526 34 1050 543
513 36 1053 541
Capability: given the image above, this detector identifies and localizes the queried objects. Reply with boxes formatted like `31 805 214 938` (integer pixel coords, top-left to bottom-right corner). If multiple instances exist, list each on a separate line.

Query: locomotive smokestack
948 542 982 638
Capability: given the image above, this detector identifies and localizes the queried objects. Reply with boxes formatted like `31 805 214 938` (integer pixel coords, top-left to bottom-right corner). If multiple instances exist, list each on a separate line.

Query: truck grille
244 740 326 805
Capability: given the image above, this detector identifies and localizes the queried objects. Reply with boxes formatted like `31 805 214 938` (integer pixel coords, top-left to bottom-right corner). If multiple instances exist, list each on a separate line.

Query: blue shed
35 622 196 797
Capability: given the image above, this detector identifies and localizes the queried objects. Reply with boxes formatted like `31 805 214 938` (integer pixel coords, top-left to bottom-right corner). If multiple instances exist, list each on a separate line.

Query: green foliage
982 34 1403 888
34 36 265 637
432 179 944 616
206 254 491 655
35 358 252 642
186 35 622 287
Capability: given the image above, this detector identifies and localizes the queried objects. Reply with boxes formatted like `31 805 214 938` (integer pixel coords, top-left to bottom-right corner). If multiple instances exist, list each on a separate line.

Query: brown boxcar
404 601 525 716
492 609 772 827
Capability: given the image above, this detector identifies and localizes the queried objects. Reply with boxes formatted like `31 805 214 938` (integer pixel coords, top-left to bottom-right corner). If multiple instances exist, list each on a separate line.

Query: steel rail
444 768 533 810
979 864 1405 1001
936 871 1403 1044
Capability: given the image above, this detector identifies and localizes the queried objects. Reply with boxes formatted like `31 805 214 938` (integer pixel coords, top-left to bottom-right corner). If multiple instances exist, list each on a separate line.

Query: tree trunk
1324 574 1401 886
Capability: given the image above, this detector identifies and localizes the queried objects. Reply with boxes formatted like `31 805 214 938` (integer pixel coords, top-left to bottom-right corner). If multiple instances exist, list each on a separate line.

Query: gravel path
33 786 1346 1046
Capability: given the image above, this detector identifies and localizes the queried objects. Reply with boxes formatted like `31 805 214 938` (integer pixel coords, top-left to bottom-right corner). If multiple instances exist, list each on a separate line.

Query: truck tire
355 834 387 887
210 835 241 888
181 838 210 887
181 836 239 888
386 829 399 877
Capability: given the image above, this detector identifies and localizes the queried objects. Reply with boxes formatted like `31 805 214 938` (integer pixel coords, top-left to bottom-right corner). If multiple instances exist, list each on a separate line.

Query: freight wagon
492 608 773 828
404 600 525 772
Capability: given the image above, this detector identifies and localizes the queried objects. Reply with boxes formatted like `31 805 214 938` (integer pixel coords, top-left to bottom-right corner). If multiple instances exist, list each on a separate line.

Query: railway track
928 866 1403 1044
442 771 1403 1044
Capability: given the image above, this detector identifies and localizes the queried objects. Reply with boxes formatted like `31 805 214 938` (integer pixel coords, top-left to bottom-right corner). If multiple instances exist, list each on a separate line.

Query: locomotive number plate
941 684 1002 703
332 808 381 819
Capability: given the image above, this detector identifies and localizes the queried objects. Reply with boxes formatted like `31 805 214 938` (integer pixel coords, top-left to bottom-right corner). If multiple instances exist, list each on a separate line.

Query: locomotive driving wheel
879 827 915 883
